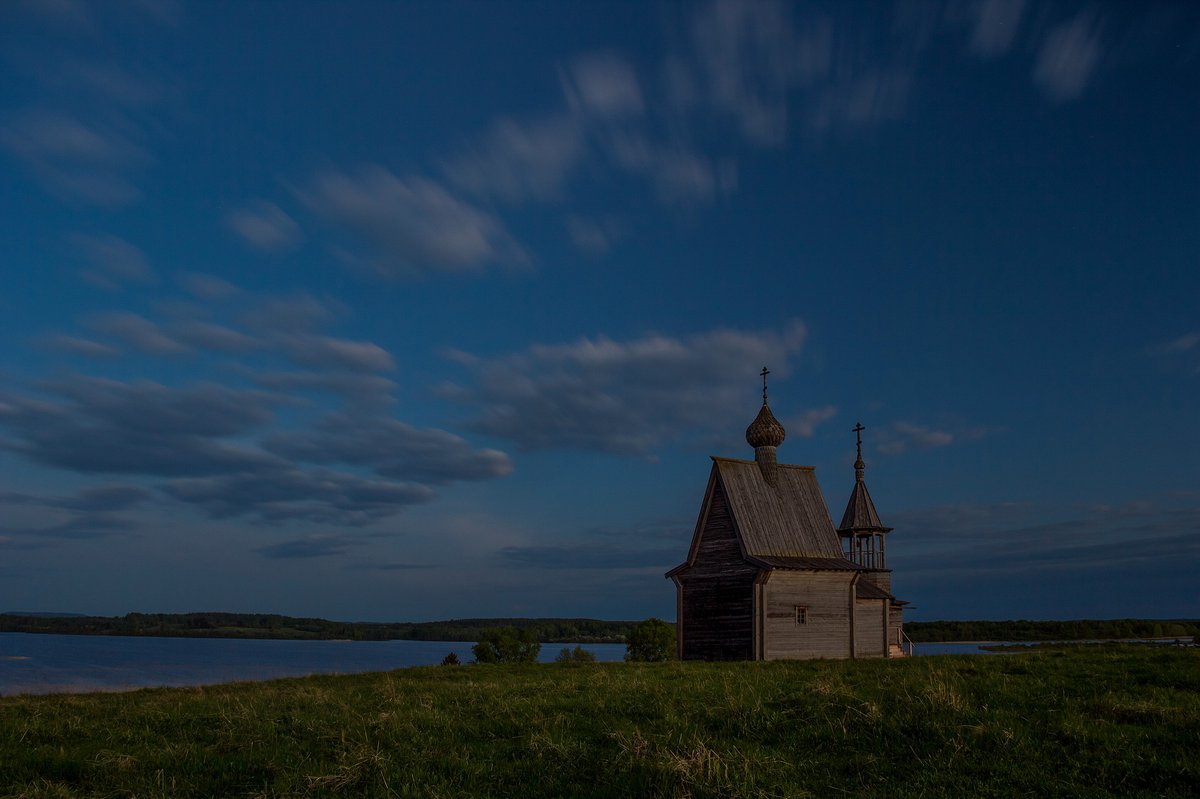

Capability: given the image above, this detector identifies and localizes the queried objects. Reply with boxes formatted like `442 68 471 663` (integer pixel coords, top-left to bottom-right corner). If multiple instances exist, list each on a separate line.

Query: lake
0 633 998 696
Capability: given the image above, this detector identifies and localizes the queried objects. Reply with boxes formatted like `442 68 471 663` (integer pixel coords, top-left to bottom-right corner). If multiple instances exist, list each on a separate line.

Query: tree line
904 618 1200 642
0 612 641 643
3 612 1195 644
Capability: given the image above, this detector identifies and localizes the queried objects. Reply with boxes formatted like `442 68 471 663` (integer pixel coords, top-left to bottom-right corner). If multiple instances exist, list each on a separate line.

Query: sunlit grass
1 645 1196 797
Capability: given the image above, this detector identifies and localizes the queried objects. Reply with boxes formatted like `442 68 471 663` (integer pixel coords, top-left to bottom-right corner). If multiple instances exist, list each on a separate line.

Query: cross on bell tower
852 422 866 479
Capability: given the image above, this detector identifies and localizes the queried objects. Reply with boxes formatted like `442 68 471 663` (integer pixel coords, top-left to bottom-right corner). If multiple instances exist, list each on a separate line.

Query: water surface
0 633 626 696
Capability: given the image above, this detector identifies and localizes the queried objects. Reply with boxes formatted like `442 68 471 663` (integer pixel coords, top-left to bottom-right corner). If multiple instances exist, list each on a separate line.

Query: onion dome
745 402 786 449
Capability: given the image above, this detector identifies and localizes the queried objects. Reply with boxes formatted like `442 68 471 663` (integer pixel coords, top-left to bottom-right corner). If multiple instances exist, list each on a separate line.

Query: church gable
713 458 845 560
670 468 757 660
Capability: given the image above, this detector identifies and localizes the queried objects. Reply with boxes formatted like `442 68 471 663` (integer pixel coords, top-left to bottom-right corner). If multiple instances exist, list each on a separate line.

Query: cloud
0 109 151 206
499 543 680 570
262 413 513 485
877 421 956 455
164 468 434 526
247 371 398 407
1153 331 1200 375
565 215 622 255
177 272 241 300
255 534 363 559
1033 11 1104 101
964 0 1026 57
170 321 260 353
441 320 808 455
442 115 585 203
688 0 832 146
608 136 733 205
891 499 1200 579
786 405 838 438
240 293 340 333
226 201 303 251
354 561 440 571
278 335 395 373
72 233 156 288
0 484 151 513
0 514 139 541
302 166 526 278
0 377 282 476
86 312 186 355
39 335 119 358
561 53 645 119
811 69 912 132
0 484 149 542
1164 332 1199 353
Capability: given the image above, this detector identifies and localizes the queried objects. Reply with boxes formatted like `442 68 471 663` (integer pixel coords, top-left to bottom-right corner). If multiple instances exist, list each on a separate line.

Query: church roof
712 457 847 560
854 579 894 600
750 555 862 571
838 479 890 532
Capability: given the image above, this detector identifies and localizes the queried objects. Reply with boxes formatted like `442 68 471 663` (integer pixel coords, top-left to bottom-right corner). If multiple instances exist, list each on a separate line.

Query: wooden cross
853 422 865 460
760 366 770 403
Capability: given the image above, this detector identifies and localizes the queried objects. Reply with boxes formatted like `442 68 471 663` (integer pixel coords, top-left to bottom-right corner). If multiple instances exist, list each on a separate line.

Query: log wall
679 482 756 660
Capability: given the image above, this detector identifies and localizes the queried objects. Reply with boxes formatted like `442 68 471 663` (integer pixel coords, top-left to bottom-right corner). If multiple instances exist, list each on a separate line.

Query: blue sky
1 0 1197 623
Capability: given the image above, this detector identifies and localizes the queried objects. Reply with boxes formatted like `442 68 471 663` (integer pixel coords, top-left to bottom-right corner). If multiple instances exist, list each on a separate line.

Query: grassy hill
1 644 1195 797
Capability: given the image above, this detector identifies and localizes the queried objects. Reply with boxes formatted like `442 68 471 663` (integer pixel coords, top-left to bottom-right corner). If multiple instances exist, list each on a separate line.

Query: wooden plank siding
854 598 886 657
678 480 757 660
761 571 856 660
889 607 904 651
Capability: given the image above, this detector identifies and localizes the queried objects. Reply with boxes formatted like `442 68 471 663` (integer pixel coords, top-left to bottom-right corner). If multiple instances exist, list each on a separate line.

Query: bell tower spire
838 422 894 590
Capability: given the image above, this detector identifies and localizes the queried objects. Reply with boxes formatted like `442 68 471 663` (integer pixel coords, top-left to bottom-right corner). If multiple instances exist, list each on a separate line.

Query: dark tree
625 618 676 662
472 627 541 664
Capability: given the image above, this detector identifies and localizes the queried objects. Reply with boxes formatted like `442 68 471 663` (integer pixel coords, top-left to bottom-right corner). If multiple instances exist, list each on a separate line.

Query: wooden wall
862 571 891 592
889 606 904 651
854 598 886 657
679 482 756 660
761 571 855 660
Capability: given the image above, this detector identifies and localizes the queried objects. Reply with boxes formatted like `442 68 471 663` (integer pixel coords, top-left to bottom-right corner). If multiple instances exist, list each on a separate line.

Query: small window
795 605 808 625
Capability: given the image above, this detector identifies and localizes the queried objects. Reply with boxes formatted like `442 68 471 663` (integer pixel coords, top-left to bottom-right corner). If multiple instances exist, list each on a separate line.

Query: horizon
1 0 1198 623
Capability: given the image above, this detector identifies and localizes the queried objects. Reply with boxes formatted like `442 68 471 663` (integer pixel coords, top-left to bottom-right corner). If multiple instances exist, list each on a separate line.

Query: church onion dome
746 402 786 449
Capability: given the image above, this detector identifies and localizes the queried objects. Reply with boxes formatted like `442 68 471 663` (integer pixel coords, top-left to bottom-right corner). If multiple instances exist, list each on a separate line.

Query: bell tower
838 423 894 590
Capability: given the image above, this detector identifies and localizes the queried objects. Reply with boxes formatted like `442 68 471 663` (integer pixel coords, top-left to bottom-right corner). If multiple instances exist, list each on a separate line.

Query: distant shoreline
3 613 1197 645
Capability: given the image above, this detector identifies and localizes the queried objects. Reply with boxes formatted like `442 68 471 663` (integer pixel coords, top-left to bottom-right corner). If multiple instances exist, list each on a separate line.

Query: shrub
625 617 676 662
555 645 597 663
440 652 460 666
471 627 541 664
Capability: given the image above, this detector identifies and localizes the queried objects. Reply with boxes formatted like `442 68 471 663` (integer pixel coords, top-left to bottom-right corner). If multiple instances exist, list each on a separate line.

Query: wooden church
666 370 909 660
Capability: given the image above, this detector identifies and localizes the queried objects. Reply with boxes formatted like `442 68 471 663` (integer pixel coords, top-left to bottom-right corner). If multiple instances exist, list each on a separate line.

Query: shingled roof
838 479 890 532
712 457 849 560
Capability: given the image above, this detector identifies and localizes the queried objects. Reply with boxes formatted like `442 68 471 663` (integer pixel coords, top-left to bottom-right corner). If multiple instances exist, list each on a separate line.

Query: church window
795 605 808 625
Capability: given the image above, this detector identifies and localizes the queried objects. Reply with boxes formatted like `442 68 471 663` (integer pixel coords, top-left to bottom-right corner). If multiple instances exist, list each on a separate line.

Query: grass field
1 645 1196 798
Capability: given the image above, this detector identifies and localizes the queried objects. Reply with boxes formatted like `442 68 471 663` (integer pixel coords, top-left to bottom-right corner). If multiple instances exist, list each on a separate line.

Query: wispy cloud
964 0 1026 57
302 167 526 278
891 498 1200 579
255 534 363 559
226 201 303 252
72 233 156 288
561 53 646 119
0 110 151 207
442 115 584 203
1033 10 1104 101
441 321 808 455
